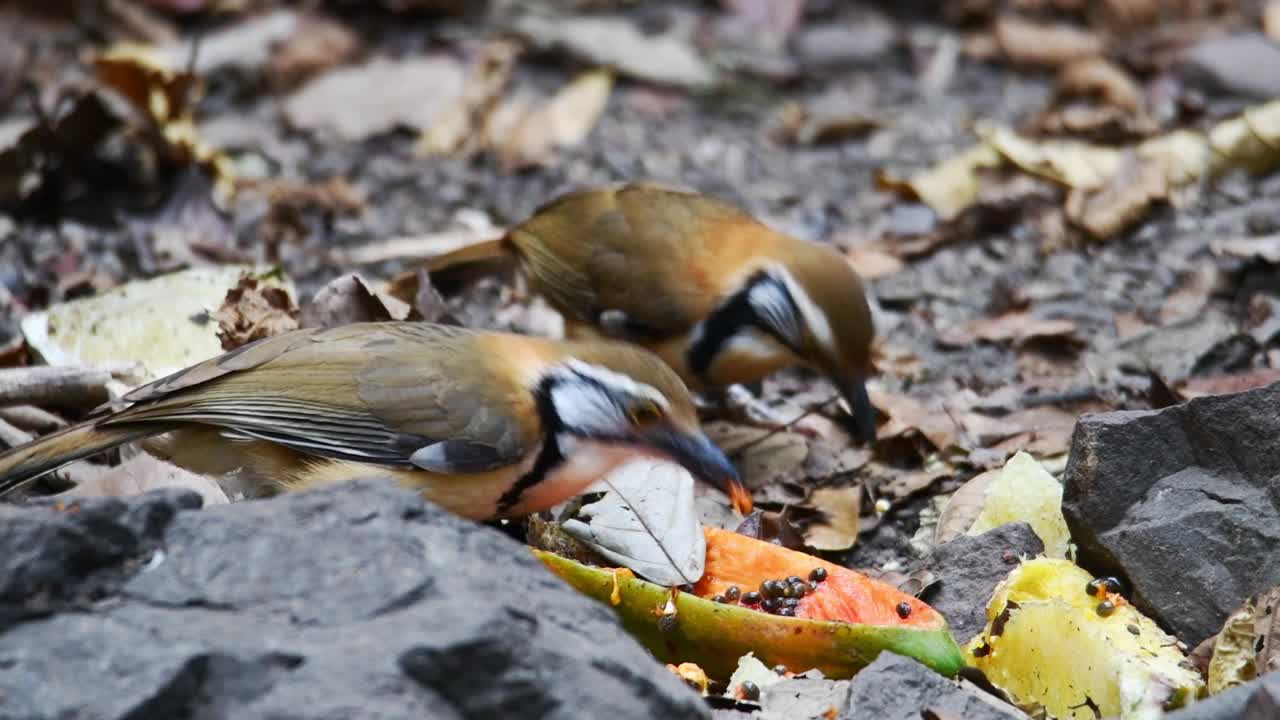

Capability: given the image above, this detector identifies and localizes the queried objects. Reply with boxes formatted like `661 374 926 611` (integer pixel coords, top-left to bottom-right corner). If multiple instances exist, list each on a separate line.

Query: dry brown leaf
875 144 1002 221
934 468 999 544
266 13 361 90
869 390 960 451
1159 265 1217 325
301 274 414 329
418 40 519 157
1267 1 1280 41
1177 368 1280 399
1057 57 1142 114
1208 100 1280 175
707 421 810 497
54 453 230 505
994 15 1105 67
497 70 613 171
1206 586 1280 692
879 466 952 502
803 485 863 551
939 310 1078 348
767 99 880 146
1211 235 1280 263
845 242 905 280
983 124 1119 189
1064 151 1168 240
214 273 300 351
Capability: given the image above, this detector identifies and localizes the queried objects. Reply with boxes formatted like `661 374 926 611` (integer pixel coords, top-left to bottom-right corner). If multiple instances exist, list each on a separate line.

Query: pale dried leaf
418 40 519 156
1267 1 1280 41
498 69 613 170
301 274 413 329
285 56 466 141
1178 368 1280 399
939 310 1078 348
1211 235 1280 263
1064 151 1168 240
55 453 230 505
845 242 905 280
513 15 717 89
983 124 1119 189
1057 57 1142 114
562 458 706 586
155 9 300 75
876 144 1002 221
266 13 361 90
994 15 1105 67
803 485 862 551
934 468 999 544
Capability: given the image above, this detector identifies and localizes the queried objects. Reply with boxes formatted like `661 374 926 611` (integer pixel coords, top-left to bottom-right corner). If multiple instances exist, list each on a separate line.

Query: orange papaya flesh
532 527 965 681
694 527 941 629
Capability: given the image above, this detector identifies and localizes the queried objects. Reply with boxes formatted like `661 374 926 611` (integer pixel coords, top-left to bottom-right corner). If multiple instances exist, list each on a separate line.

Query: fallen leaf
1267 1 1280 42
1064 150 1168 240
1211 234 1280 263
869 390 960 451
214 272 300 351
878 465 952 502
939 310 1078 348
1056 56 1142 114
803 485 863 551
497 69 613 170
54 453 230 505
875 144 1002 221
933 468 998 544
301 274 415 329
284 55 466 141
266 13 361 90
983 124 1119 190
994 15 1105 67
20 265 293 382
418 40 519 157
1207 586 1280 693
733 509 808 551
706 421 810 502
767 93 881 146
1177 368 1280 399
153 9 300 76
562 458 707 586
513 14 717 89
1159 265 1217 325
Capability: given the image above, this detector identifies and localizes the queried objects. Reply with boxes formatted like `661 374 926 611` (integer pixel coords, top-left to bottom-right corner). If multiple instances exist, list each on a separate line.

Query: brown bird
413 182 878 441
0 322 750 519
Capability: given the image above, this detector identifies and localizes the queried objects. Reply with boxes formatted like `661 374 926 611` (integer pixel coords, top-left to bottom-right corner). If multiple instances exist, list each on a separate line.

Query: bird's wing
108 323 537 471
510 183 741 341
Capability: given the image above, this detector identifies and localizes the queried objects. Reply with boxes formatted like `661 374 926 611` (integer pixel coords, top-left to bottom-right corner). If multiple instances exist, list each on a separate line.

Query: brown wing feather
107 323 538 469
509 184 742 340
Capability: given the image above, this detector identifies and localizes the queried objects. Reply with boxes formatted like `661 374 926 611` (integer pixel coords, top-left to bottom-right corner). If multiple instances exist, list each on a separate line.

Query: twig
0 365 132 408
0 416 33 449
726 395 842 459
0 405 68 432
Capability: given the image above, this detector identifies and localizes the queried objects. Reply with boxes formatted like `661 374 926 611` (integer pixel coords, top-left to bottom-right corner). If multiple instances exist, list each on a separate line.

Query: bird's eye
628 400 663 426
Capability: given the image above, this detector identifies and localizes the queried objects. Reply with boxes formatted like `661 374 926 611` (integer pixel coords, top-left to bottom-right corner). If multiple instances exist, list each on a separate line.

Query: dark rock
0 480 708 720
1179 33 1280 99
0 489 201 629
1063 383 1280 646
921 522 1045 643
842 652 1026 719
1162 672 1280 720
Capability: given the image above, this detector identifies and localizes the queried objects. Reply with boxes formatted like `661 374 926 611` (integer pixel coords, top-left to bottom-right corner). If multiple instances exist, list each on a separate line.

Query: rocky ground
1 1 1280 718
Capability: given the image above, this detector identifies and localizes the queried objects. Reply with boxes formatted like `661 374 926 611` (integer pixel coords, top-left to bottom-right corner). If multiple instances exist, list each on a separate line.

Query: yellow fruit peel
966 558 1204 719
968 451 1072 559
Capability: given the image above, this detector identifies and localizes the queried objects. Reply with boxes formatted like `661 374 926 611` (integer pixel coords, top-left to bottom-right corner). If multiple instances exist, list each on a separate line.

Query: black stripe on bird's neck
686 270 803 380
494 376 566 515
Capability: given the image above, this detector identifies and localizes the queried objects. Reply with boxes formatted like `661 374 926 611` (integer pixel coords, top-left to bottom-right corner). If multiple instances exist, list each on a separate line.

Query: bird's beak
839 376 878 444
646 427 752 514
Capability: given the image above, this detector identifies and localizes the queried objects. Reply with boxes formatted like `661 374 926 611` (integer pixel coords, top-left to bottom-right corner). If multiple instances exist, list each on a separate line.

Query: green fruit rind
533 549 966 681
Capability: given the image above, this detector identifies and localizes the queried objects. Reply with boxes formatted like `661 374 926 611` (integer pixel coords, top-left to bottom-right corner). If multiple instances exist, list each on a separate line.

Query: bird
406 181 878 442
0 322 751 520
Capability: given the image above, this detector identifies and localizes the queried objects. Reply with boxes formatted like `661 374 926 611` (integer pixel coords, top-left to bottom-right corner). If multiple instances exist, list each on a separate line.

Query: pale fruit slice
965 557 1204 719
967 451 1072 559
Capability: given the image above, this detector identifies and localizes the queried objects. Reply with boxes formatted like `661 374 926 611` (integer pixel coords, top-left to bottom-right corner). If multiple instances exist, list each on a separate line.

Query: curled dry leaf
1211 234 1280 264
934 468 998 545
301 274 414 329
418 40 519 157
939 310 1079 348
993 15 1105 67
875 144 1002 222
214 273 300 351
802 485 863 551
1065 151 1168 240
266 13 361 90
868 389 960 451
497 69 613 171
54 453 230 506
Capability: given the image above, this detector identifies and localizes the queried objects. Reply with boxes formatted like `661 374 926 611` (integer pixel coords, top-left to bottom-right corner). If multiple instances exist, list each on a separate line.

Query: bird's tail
421 237 516 296
0 421 158 497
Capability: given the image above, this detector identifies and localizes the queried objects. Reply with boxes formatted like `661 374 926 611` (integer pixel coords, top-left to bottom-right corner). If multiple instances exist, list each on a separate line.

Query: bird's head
750 246 878 443
542 344 751 513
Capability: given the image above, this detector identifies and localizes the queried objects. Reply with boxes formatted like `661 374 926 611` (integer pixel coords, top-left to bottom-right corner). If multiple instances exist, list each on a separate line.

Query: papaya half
533 526 965 681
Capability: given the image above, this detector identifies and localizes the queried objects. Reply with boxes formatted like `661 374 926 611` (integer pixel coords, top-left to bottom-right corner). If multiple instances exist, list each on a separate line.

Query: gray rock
796 18 896 69
0 480 709 720
921 523 1045 644
759 674 850 719
842 652 1026 720
1180 33 1280 99
1062 383 1280 646
1163 672 1280 720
